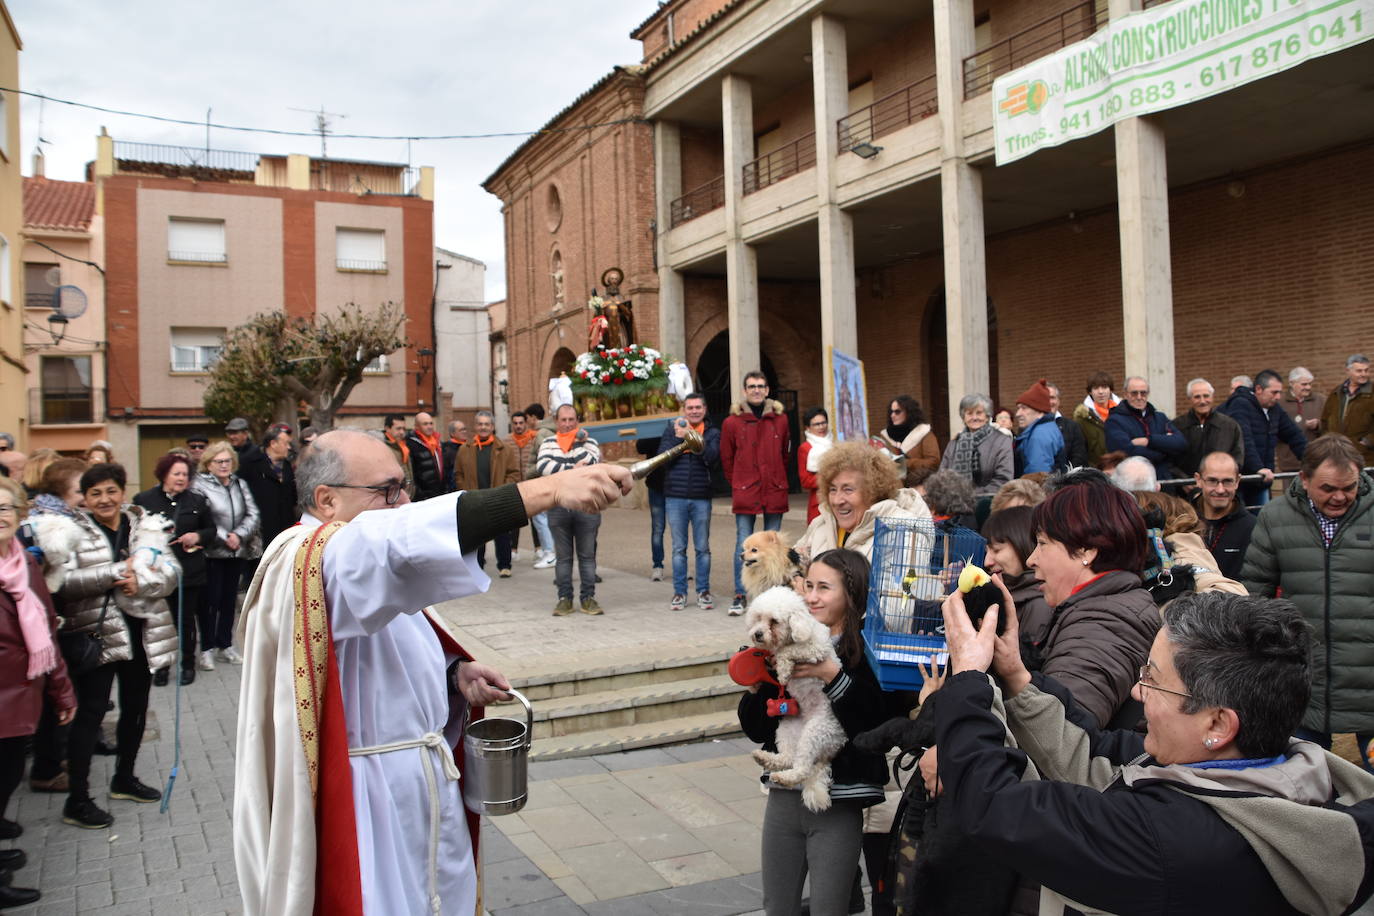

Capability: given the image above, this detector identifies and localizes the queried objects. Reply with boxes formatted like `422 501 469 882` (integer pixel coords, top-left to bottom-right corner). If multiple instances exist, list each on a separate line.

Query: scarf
950 423 994 481
385 430 410 463
471 435 495 450
510 429 536 450
885 420 915 444
804 431 833 473
414 428 443 475
3 539 56 680
555 427 581 453
30 492 77 518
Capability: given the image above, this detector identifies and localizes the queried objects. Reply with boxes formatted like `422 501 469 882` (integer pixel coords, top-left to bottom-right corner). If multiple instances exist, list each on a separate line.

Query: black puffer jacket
406 433 446 501
1241 475 1374 734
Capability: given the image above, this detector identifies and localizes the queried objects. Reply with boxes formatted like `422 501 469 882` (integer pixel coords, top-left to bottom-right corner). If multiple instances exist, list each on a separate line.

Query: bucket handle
506 688 533 750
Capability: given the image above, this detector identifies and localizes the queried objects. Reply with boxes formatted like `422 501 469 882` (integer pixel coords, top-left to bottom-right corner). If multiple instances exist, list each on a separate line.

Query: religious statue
588 267 635 351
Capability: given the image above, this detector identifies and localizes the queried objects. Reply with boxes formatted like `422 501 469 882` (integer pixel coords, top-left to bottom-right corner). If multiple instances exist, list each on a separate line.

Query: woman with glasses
0 476 75 904
933 585 1374 916
33 463 179 830
797 407 832 524
192 441 260 670
875 395 939 488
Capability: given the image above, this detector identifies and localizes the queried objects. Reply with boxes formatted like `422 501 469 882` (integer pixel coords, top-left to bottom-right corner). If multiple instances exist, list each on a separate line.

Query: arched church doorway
694 331 798 494
549 347 576 382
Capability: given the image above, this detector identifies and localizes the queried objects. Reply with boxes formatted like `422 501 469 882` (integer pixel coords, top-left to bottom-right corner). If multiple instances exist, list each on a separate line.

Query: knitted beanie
1016 378 1054 414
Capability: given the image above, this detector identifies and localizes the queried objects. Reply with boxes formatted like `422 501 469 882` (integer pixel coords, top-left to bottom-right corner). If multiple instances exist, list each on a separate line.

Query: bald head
415 412 436 437
298 429 407 522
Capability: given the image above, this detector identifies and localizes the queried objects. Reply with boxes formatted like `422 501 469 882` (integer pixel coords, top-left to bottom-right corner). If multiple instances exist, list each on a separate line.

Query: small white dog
744 586 848 812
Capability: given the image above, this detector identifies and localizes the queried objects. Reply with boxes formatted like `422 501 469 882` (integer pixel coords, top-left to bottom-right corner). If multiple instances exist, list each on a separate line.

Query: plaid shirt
1308 499 1341 546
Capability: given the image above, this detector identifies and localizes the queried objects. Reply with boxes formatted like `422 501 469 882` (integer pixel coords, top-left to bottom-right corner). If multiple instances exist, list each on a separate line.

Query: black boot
179 668 196 686
0 851 24 871
152 668 170 687
0 819 18 840
0 880 41 908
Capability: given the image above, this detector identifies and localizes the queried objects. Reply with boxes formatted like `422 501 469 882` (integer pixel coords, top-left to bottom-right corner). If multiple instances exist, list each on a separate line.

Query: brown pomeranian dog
740 531 804 603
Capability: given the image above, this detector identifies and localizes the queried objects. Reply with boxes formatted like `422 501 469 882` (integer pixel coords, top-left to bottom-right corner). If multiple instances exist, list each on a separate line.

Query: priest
233 429 631 915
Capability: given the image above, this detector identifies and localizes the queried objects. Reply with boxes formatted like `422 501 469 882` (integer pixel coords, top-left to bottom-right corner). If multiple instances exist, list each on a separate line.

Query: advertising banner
992 0 1374 165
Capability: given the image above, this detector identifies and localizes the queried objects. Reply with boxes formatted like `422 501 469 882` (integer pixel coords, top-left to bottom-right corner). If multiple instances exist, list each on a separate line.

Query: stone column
812 14 858 414
654 121 687 361
1112 0 1175 409
934 0 990 437
722 74 760 396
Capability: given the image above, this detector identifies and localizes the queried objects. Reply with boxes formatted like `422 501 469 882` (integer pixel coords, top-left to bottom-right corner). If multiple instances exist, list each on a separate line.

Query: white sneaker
198 650 216 672
217 647 244 665
511 550 522 562
651 567 664 582
533 553 556 570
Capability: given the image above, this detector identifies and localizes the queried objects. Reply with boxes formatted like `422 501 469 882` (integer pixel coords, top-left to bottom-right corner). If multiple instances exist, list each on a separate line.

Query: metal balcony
669 175 725 227
742 133 816 195
837 75 939 152
963 1 1107 98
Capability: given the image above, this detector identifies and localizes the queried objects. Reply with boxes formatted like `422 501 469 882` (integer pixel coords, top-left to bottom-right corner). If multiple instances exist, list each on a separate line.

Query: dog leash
160 564 183 814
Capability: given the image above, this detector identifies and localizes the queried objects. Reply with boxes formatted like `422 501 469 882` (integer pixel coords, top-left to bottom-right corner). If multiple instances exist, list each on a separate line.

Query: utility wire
0 86 642 142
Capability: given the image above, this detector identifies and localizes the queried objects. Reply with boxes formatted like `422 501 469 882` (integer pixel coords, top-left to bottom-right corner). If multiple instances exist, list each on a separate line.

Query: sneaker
198 650 216 671
62 797 113 829
651 567 664 582
670 594 686 611
533 553 556 570
498 568 512 578
728 594 746 616
552 598 575 617
109 775 162 804
30 772 68 793
579 597 604 616
697 591 715 610
217 647 244 665
511 550 522 562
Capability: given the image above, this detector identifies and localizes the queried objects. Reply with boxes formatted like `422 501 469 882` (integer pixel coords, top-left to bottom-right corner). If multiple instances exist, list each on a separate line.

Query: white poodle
744 586 848 812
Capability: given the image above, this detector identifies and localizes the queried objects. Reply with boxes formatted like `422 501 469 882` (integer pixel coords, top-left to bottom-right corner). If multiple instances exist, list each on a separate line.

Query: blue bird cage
862 516 987 690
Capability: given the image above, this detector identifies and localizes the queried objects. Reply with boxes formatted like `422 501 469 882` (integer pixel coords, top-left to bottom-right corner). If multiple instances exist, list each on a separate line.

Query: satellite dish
51 285 88 320
44 266 61 287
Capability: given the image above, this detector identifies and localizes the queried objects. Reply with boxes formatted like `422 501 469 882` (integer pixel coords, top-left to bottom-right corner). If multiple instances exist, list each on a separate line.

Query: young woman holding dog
739 548 896 916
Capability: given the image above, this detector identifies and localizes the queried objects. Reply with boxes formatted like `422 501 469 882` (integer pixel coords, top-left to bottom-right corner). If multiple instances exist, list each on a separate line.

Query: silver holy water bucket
462 689 533 816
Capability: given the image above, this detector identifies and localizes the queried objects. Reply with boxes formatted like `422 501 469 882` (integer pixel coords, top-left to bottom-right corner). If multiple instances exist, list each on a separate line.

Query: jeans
666 497 711 596
476 532 513 571
648 488 666 569
734 512 783 596
205 557 243 650
548 506 600 601
531 511 553 555
1295 727 1373 773
67 616 153 801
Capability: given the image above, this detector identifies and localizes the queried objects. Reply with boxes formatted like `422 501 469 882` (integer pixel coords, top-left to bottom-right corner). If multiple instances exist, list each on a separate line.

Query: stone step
507 652 729 702
489 674 742 741
526 709 744 761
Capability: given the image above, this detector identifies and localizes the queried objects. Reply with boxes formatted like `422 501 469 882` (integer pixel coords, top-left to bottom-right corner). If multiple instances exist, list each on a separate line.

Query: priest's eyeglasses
326 479 406 506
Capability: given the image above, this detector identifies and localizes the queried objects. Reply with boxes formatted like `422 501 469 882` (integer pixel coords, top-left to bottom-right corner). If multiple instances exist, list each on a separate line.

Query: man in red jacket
720 371 791 615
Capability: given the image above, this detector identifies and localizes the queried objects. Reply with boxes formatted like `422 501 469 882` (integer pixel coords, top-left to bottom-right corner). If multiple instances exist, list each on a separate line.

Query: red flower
601 373 610 382
613 377 623 385
581 370 589 378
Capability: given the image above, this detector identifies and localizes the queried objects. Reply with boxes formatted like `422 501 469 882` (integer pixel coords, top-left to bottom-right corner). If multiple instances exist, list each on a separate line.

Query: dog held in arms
740 530 804 602
744 586 847 812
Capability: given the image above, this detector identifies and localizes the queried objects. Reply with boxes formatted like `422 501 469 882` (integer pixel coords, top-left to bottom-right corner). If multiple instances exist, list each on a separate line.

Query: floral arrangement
571 344 669 398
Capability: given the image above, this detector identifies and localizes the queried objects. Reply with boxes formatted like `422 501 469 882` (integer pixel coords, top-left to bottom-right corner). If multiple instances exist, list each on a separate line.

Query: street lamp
415 347 435 385
46 313 68 344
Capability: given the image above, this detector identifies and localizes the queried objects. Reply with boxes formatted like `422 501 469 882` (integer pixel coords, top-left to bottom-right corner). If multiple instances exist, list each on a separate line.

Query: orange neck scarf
414 428 443 461
385 430 409 462
510 429 536 449
555 428 580 453
471 435 495 450
689 421 705 434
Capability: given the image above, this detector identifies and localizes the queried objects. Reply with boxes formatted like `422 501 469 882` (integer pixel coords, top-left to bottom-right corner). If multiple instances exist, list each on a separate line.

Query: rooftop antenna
289 105 347 158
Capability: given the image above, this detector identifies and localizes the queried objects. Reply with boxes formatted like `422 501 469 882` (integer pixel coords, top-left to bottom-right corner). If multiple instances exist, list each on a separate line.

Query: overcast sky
7 0 655 302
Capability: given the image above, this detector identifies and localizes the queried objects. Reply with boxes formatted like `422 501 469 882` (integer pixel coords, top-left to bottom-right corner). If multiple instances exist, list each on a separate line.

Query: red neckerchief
510 429 536 449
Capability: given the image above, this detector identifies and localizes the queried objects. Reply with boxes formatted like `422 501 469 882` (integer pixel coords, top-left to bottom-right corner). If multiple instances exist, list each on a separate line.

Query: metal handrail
963 1 1105 97
113 141 261 176
742 132 816 195
1156 468 1374 487
837 74 939 151
669 175 725 227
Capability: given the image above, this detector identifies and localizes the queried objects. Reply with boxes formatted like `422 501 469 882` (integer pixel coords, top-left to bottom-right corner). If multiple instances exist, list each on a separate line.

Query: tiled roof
23 178 95 231
640 0 745 72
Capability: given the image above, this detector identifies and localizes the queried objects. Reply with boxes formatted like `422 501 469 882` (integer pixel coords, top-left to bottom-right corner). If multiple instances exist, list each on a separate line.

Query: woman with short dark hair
33 463 179 829
980 506 1054 653
134 454 215 686
935 588 1374 916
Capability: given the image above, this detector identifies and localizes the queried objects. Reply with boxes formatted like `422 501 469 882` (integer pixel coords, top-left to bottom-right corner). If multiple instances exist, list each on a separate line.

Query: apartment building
491 0 1374 445
432 245 490 430
0 3 24 441
93 132 436 488
22 170 108 452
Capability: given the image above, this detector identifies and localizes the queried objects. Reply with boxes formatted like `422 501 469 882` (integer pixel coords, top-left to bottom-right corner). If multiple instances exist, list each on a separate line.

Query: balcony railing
25 292 54 310
669 175 725 227
311 164 421 196
113 141 261 180
29 386 104 426
742 133 816 195
336 258 388 272
837 75 939 152
963 1 1106 97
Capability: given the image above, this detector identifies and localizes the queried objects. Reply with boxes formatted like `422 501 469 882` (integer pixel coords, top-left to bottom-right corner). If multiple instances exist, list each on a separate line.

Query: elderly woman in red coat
0 476 75 907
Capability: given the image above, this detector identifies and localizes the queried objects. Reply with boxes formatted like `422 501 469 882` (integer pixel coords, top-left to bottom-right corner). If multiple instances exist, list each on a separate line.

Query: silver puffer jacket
34 506 181 671
192 472 261 559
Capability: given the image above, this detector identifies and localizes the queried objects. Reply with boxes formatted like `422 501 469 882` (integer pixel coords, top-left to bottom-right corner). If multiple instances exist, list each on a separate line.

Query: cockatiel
957 563 1006 635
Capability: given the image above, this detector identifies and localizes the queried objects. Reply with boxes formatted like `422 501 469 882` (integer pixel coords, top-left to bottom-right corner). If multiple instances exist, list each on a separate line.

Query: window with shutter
168 218 227 263
336 228 387 272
